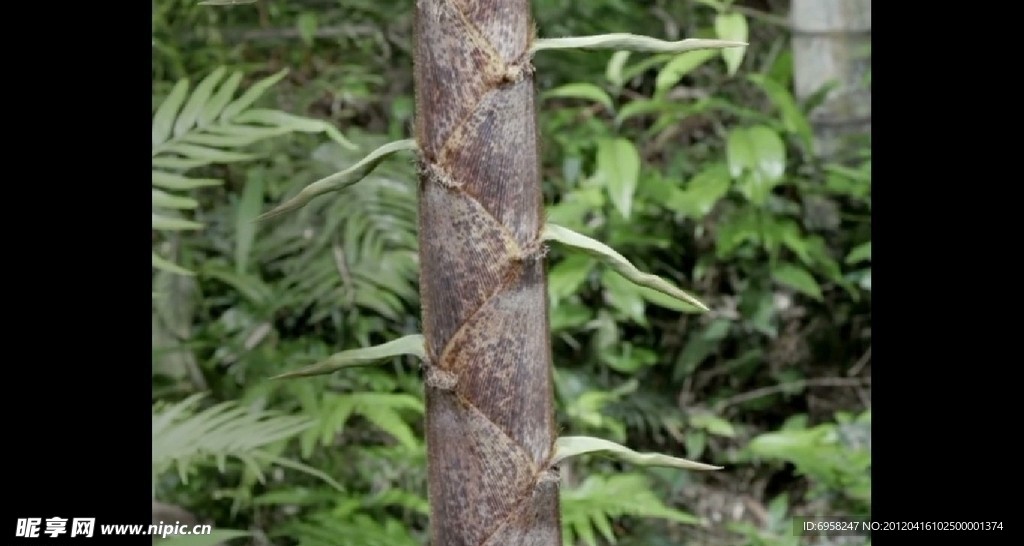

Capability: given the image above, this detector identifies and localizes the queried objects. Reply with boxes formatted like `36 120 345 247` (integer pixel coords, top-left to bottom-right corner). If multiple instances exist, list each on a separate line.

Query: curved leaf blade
772 263 823 300
272 334 426 379
666 163 731 218
532 33 746 54
846 241 871 264
726 125 786 205
714 13 749 75
596 138 640 219
655 49 717 95
748 74 814 150
258 139 417 221
727 126 786 182
605 50 631 87
553 436 722 470
544 83 615 112
542 224 709 312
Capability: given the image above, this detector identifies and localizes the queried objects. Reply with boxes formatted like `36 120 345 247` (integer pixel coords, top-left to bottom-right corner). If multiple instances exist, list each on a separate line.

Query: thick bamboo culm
413 1 561 545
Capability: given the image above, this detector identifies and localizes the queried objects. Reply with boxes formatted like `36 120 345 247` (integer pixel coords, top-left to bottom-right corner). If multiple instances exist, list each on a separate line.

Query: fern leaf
561 474 704 546
364 489 430 515
181 127 293 148
235 108 323 129
162 142 255 163
236 176 265 274
152 66 357 276
261 142 420 322
274 513 419 546
152 395 312 485
152 156 210 170
318 396 358 450
254 452 344 492
236 108 356 148
153 213 203 231
153 252 195 276
237 108 357 150
221 68 289 121
153 393 204 434
152 171 221 190
152 67 346 168
198 71 243 126
298 391 423 456
572 519 598 546
352 393 423 448
198 265 274 307
173 66 226 137
153 189 198 210
153 78 189 147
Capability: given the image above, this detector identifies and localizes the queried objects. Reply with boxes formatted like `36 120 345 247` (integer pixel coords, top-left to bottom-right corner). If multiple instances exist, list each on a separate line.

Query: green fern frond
258 141 419 323
274 512 420 546
293 383 424 458
561 474 703 546
152 393 313 490
152 67 357 276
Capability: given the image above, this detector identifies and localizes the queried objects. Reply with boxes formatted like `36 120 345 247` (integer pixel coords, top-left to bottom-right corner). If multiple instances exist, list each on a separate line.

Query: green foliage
152 66 353 275
748 411 871 506
153 1 870 544
538 2 870 541
151 394 326 494
725 494 803 546
153 53 423 546
544 223 708 312
258 140 420 323
561 474 701 546
728 412 871 546
290 382 424 457
257 139 415 221
273 510 420 546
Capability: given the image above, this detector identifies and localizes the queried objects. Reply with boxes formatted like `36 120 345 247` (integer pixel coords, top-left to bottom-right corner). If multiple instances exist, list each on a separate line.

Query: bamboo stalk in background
790 0 872 158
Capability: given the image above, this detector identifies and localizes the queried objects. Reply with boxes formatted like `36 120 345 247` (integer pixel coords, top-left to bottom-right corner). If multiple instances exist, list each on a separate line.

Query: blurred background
151 1 871 545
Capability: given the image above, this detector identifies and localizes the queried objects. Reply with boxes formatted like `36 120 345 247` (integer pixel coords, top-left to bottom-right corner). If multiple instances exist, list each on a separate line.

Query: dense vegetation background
151 1 871 545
